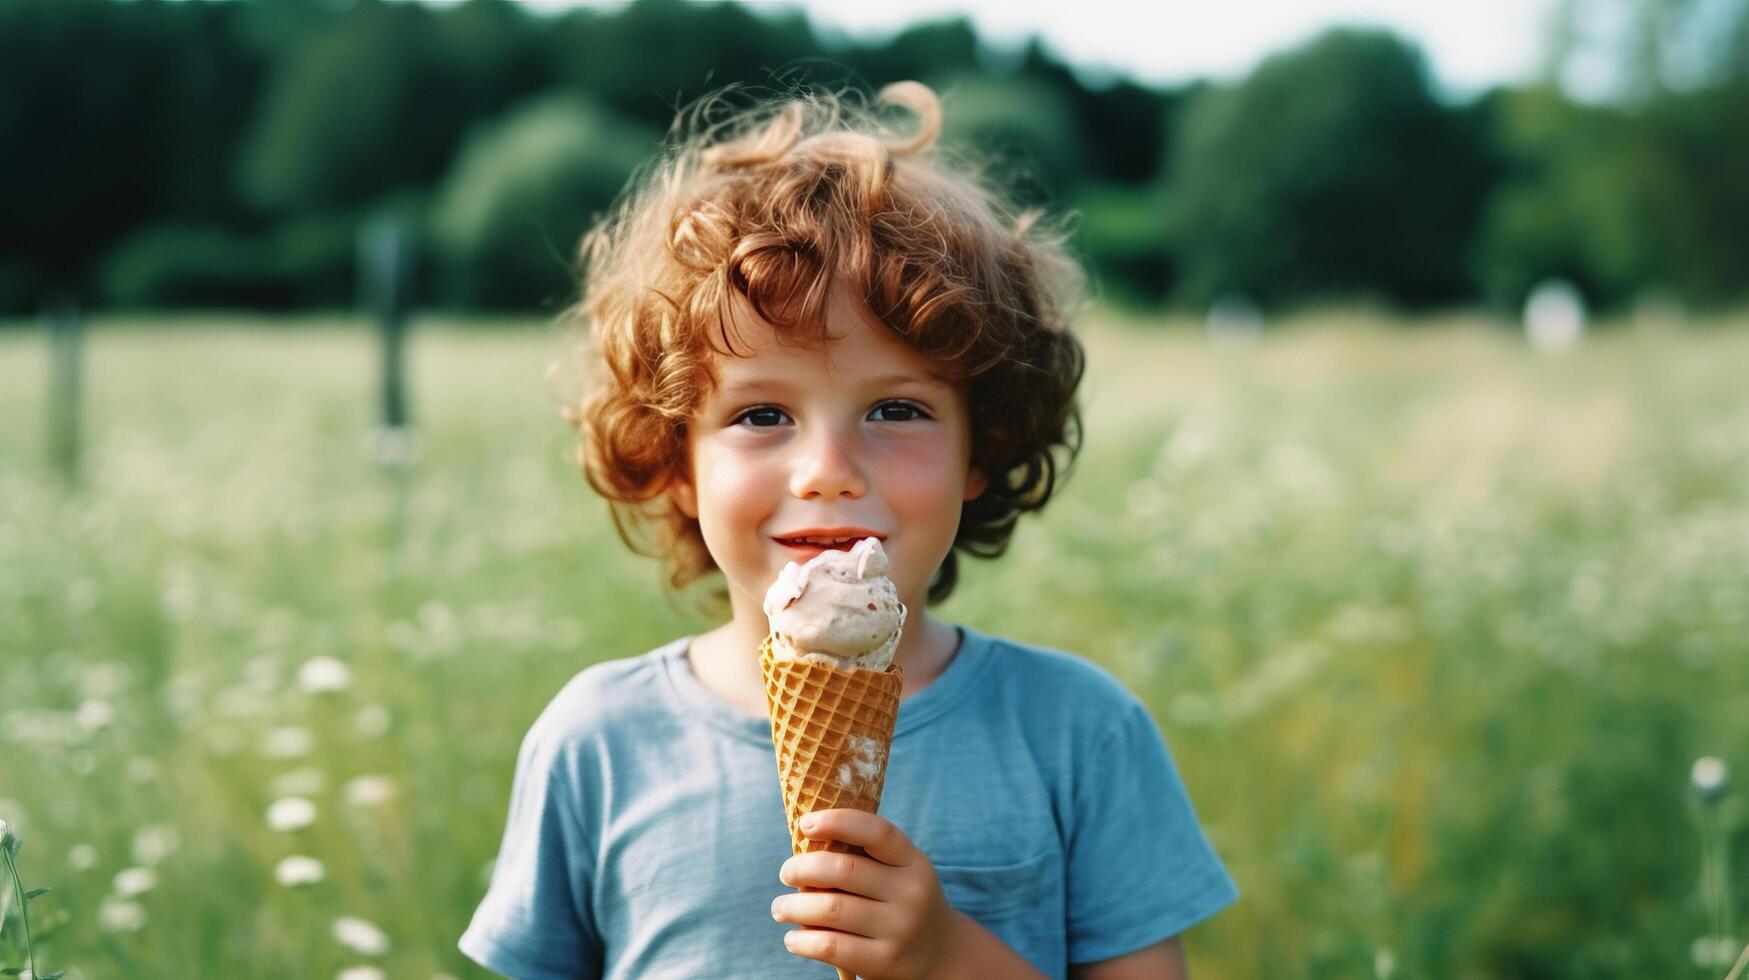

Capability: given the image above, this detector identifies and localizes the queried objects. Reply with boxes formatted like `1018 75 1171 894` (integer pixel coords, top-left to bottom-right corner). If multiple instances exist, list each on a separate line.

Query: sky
485 0 1561 97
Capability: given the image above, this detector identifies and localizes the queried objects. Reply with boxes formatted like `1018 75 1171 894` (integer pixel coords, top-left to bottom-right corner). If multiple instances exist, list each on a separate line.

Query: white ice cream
836 734 888 792
763 537 906 670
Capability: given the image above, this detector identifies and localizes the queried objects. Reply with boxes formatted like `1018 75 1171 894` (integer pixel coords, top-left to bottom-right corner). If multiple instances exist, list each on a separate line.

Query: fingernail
771 899 783 920
801 814 818 832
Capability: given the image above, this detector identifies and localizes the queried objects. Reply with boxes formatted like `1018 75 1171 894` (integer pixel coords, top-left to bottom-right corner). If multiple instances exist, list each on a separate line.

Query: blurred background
2 0 1747 977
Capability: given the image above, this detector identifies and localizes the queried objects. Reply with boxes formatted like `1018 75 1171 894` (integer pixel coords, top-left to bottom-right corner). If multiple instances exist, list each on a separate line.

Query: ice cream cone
761 637 903 980
760 636 903 853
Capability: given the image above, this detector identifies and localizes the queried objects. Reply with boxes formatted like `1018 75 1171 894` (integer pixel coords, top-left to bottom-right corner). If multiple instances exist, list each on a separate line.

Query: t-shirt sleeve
458 708 604 980
1064 695 1239 966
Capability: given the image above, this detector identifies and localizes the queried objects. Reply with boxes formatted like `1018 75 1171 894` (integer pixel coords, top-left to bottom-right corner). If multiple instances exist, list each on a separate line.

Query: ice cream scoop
762 537 906 670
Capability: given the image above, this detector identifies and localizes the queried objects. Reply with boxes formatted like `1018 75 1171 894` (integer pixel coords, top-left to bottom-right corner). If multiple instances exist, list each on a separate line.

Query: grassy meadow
2 306 1747 978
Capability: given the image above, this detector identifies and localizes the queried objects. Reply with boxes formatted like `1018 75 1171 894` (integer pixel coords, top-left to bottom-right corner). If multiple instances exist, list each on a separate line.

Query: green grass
2 307 1747 978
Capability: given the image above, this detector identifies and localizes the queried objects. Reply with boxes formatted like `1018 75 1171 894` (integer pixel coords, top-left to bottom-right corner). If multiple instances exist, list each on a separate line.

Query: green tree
1473 79 1749 309
1651 80 1749 301
927 70 1086 205
240 0 538 215
838 17 984 93
1065 77 1182 185
1471 87 1639 307
541 0 820 131
429 92 657 311
1160 29 1495 309
1072 181 1175 308
0 0 265 310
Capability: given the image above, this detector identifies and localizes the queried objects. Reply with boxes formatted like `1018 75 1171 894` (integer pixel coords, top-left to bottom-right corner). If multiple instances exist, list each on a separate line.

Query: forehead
705 280 954 392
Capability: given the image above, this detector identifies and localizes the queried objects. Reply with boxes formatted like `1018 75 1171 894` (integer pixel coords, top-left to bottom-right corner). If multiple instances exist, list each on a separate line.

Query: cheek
882 443 966 519
694 444 779 533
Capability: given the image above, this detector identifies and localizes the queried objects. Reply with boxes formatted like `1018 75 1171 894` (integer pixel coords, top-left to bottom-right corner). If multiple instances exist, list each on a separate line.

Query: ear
963 466 989 502
668 472 698 519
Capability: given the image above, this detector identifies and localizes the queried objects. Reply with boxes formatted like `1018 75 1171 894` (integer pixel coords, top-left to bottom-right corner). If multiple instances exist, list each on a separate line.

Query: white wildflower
1 709 79 747
1692 756 1729 802
75 698 115 732
112 866 158 897
68 843 99 870
1524 278 1585 351
337 967 386 980
266 796 318 832
332 916 391 956
131 824 180 865
262 726 315 759
344 775 395 808
417 600 455 635
98 896 148 933
275 855 326 888
298 656 353 694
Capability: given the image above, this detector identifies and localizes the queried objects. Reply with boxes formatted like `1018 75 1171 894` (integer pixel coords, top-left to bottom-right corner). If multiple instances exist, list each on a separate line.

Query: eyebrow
713 372 951 398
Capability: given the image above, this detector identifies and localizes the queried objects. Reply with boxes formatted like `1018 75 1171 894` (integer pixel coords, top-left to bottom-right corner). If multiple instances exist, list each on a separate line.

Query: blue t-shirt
459 623 1238 979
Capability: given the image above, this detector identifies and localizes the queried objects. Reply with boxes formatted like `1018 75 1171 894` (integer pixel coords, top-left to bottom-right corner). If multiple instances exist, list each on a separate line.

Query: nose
789 422 867 500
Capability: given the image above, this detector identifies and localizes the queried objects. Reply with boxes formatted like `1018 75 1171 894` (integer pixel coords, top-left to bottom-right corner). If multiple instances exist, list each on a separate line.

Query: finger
800 809 918 868
782 924 889 976
779 849 901 902
771 889 896 938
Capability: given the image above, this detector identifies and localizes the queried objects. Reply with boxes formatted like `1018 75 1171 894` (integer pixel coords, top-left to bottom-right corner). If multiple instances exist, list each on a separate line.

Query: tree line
2 0 1746 319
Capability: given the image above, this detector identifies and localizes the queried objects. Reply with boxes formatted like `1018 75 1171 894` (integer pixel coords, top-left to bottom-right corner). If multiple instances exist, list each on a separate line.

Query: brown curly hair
558 79 1086 609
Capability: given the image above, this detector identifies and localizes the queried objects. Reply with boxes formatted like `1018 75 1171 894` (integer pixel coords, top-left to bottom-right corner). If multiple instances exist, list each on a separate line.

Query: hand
771 809 963 979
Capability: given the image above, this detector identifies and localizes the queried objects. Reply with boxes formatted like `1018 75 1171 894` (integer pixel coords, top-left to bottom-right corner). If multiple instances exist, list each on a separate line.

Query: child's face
671 279 988 620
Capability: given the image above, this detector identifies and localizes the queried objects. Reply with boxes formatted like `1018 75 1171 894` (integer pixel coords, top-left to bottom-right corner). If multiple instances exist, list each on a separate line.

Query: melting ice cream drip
836 734 888 792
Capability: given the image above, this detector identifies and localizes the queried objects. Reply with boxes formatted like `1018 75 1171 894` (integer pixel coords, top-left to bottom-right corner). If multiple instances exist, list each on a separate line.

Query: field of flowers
2 308 1746 979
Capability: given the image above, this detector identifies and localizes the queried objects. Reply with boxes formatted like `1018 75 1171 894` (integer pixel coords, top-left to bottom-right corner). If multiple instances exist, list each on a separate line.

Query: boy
460 80 1237 979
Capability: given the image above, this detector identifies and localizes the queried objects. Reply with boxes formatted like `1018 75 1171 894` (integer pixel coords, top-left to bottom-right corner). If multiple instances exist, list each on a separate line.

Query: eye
871 400 930 422
732 405 791 428
730 401 930 428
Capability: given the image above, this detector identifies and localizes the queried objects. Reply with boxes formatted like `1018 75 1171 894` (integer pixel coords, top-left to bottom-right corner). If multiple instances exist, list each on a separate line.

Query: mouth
775 540 855 556
772 531 885 555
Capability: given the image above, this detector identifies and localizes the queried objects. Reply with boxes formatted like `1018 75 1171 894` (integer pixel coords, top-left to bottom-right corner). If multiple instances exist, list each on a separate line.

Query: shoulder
970 627 1149 726
954 626 1160 763
517 637 684 765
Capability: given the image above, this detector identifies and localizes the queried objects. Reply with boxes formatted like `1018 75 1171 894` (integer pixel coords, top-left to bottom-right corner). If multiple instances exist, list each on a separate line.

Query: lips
772 528 886 553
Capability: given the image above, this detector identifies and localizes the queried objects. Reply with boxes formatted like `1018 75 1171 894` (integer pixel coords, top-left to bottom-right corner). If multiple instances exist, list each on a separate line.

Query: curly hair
558 79 1086 609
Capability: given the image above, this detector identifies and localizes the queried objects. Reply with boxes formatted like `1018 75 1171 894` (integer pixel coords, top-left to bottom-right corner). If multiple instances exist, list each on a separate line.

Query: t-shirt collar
660 622 994 746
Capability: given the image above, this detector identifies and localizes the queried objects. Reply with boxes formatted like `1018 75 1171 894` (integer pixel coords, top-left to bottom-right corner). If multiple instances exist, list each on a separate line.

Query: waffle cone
761 638 903 980
759 637 903 856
